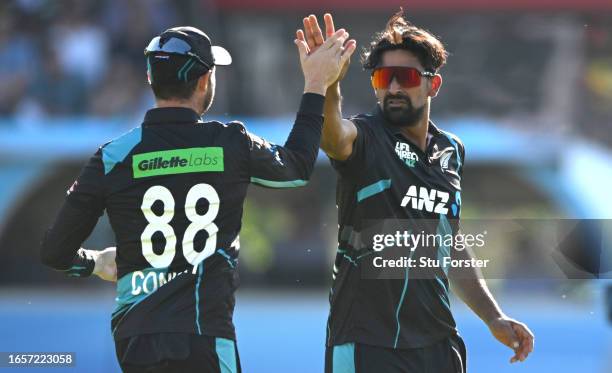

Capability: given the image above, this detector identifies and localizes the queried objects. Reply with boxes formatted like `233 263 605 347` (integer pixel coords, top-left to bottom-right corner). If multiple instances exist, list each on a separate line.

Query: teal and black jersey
327 106 464 349
41 93 324 341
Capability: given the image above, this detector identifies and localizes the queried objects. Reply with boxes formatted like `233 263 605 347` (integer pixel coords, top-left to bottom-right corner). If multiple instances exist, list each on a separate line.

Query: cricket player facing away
41 26 355 372
296 12 535 372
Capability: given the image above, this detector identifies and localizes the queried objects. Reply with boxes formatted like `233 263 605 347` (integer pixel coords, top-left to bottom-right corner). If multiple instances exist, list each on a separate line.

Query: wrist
304 80 327 96
484 310 506 327
326 82 341 97
299 93 325 116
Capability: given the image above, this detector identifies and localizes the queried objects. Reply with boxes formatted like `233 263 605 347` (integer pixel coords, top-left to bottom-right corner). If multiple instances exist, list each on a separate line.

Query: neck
155 99 201 115
400 116 429 151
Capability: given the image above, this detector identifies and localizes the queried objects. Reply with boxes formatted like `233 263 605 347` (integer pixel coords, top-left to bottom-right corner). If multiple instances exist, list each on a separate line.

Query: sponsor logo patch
133 147 224 178
395 142 419 168
400 185 449 214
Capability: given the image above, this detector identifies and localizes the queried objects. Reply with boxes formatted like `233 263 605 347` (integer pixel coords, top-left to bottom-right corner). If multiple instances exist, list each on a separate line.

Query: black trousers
116 333 241 373
325 335 467 373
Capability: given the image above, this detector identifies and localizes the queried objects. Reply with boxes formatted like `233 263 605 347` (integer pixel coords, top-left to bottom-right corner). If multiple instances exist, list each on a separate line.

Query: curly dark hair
362 9 448 73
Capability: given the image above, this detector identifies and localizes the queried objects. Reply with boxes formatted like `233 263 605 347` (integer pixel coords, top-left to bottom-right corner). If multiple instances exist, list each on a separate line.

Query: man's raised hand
297 14 356 84
295 28 356 95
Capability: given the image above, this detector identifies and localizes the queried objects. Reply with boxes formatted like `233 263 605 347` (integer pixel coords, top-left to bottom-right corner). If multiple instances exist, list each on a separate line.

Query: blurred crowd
0 0 183 120
1 0 611 148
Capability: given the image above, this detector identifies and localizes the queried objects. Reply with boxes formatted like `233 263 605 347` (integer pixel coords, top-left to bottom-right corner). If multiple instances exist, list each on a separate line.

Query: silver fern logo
440 152 452 172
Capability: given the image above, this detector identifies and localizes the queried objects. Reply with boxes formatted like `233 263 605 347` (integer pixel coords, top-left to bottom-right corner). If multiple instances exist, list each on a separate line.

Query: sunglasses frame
371 66 436 89
144 36 212 70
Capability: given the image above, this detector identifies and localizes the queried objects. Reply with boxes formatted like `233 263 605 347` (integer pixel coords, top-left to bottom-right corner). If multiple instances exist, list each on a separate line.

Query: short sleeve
329 118 374 180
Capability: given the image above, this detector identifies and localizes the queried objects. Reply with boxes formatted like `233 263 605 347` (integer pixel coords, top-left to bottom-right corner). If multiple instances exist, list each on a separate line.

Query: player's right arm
321 82 357 161
298 14 357 161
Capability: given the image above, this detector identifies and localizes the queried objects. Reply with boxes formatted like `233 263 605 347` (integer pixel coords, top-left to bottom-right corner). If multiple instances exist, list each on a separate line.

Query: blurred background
0 0 611 372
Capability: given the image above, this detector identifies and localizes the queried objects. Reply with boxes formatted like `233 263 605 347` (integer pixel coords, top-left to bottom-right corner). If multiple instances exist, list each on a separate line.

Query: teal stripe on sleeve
102 126 142 174
61 265 87 276
215 338 238 373
332 343 355 373
250 177 308 188
195 262 204 335
393 248 416 348
357 179 391 202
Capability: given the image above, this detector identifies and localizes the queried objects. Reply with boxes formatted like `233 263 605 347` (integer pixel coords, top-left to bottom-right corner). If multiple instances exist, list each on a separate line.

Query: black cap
145 26 232 83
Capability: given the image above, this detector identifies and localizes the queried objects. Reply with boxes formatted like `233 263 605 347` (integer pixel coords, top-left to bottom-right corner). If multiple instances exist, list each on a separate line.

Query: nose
388 76 402 94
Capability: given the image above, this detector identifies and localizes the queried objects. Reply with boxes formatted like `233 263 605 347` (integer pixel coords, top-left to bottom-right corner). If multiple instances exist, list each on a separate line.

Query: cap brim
212 46 232 66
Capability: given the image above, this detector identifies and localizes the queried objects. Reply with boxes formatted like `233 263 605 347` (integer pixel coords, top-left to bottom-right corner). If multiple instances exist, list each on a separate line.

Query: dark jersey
41 93 324 342
326 106 465 349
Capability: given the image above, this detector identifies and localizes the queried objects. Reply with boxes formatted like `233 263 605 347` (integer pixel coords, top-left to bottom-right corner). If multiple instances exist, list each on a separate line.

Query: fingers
323 13 335 38
302 17 316 51
296 29 309 54
296 29 345 64
511 322 535 362
512 322 532 362
342 40 357 69
341 39 357 59
296 29 305 42
323 29 348 50
294 38 309 62
495 321 521 364
344 39 357 51
309 14 324 45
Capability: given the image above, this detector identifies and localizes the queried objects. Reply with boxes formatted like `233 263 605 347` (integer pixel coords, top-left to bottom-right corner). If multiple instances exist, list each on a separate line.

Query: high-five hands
297 14 356 84
294 14 356 95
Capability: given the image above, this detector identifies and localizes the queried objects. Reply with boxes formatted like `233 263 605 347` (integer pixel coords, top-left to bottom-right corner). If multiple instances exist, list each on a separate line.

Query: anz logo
400 185 449 214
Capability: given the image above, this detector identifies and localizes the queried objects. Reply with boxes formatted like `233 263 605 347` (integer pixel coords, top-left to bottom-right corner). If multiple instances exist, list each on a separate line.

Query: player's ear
198 70 212 92
429 74 442 98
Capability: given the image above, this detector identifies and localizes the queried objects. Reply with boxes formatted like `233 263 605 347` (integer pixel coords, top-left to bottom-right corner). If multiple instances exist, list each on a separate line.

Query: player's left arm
245 93 325 188
448 139 533 363
246 29 353 188
40 149 116 281
449 235 535 364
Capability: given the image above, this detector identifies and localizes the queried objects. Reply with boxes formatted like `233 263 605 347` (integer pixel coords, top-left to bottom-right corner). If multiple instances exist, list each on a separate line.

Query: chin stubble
382 94 425 128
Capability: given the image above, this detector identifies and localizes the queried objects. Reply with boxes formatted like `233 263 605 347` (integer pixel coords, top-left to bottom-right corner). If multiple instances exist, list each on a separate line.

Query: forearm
282 93 325 179
323 82 343 137
248 93 324 188
451 277 504 323
321 83 353 159
449 248 504 324
40 201 99 277
41 244 96 278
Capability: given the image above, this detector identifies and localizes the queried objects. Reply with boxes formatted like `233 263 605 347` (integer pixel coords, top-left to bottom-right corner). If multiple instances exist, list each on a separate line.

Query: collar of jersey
143 107 203 125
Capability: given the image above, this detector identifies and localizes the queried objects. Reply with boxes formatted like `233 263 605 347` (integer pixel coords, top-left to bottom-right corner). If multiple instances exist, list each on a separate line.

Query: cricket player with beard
296 11 535 372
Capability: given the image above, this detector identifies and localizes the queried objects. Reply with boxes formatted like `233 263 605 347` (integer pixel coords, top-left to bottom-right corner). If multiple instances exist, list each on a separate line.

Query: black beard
382 94 425 128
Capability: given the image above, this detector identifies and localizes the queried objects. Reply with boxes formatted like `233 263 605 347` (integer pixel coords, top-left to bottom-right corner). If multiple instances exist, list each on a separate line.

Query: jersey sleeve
40 148 107 277
329 117 374 179
246 93 324 188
